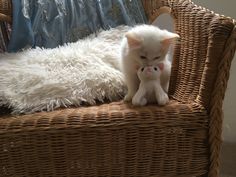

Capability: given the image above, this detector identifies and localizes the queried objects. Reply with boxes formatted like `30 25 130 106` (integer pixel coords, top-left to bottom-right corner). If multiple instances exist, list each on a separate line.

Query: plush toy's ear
161 31 179 52
125 32 142 49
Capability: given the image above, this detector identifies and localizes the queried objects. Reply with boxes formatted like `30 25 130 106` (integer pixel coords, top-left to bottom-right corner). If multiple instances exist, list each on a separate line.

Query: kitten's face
135 42 165 66
125 25 179 66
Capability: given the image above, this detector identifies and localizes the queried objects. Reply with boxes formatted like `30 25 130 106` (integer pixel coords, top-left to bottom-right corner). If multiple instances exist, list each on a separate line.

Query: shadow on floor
220 141 236 177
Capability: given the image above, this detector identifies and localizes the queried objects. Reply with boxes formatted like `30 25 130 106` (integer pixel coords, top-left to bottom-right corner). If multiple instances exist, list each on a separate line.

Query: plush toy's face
138 66 161 81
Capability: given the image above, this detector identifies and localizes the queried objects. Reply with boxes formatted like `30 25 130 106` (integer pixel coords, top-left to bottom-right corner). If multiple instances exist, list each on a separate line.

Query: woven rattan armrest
144 0 236 108
143 1 236 176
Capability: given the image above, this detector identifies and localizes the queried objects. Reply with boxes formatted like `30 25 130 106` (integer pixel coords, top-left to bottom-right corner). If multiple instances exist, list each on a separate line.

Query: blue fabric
8 0 147 52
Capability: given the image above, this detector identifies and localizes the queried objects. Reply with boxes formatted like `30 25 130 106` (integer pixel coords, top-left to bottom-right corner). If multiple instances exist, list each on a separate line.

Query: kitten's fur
120 25 179 104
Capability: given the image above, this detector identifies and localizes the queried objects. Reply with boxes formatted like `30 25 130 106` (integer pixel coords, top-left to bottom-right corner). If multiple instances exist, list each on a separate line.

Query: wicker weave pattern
0 101 209 177
207 25 236 177
143 0 235 106
142 1 236 176
0 0 236 177
0 0 11 22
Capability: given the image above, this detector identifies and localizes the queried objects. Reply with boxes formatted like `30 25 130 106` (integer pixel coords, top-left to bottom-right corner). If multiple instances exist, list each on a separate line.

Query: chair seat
0 100 209 177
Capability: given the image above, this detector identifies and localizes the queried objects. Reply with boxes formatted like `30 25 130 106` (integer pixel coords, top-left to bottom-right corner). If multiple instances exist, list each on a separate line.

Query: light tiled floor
220 141 236 177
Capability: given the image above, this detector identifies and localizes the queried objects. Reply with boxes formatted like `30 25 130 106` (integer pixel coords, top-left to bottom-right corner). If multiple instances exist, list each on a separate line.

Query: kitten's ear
125 32 142 49
161 31 180 51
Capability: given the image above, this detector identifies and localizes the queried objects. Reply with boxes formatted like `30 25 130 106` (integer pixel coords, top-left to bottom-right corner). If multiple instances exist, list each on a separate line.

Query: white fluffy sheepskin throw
0 26 130 114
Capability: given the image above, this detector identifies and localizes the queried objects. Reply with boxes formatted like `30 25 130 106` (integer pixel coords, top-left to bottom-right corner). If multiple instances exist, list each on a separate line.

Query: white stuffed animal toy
132 65 169 106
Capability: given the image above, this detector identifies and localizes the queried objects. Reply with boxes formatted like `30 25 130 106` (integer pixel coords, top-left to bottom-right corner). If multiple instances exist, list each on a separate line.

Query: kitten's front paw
132 97 147 106
124 94 133 102
157 93 169 106
163 82 169 93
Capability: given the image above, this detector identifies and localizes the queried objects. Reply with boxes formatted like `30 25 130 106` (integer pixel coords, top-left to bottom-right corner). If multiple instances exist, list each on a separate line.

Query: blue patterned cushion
8 0 147 52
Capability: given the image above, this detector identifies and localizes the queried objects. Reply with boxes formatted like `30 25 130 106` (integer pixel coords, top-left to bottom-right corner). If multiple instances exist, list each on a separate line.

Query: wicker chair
0 0 236 177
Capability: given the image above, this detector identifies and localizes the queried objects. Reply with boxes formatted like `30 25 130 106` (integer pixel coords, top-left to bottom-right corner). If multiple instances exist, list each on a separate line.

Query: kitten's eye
140 55 147 59
141 67 144 72
154 56 161 60
154 67 158 71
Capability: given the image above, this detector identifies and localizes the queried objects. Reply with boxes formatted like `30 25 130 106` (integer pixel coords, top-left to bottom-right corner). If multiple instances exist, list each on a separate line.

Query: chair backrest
142 0 236 110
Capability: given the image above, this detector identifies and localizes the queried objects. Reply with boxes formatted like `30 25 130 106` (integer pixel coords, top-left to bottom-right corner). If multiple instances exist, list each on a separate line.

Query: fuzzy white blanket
0 26 130 114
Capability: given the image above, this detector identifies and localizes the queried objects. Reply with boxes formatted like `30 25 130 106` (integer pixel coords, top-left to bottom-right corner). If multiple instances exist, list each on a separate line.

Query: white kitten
120 24 179 103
